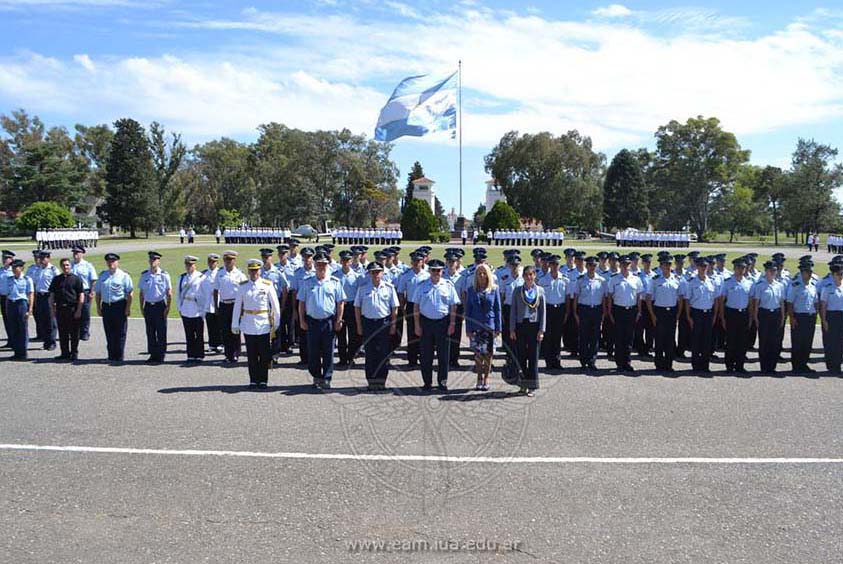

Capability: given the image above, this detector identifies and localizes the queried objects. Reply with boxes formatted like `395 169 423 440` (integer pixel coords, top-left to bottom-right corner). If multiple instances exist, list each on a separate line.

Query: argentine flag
374 71 458 143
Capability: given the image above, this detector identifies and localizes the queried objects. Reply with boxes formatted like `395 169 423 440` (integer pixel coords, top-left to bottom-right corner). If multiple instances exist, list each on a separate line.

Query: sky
1 0 843 216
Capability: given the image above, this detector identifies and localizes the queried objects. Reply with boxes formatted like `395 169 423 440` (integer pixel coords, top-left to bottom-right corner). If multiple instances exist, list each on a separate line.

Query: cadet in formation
645 254 682 373
70 246 97 341
138 251 172 363
0 250 15 348
232 259 281 387
177 255 208 363
95 253 133 363
354 261 399 390
4 258 33 360
413 258 460 391
214 251 246 363
298 252 345 390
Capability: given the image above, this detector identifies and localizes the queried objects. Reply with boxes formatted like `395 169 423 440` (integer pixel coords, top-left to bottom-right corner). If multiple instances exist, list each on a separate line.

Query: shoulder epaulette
141 269 149 274
239 280 249 285
161 270 168 275
260 278 271 285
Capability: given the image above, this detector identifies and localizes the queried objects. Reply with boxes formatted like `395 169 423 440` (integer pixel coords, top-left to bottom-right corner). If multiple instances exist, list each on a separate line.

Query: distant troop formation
3 244 843 396
491 230 564 246
615 229 692 247
332 228 403 246
827 235 843 254
35 228 99 250
223 227 294 245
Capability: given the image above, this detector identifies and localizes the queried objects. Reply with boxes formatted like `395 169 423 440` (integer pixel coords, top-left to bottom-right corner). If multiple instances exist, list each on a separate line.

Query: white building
411 176 436 212
485 178 506 211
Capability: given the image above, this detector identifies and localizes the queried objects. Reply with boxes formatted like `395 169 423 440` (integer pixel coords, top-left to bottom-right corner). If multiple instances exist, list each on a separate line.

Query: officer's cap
798 261 814 271
763 261 776 271
148 251 162 260
746 252 759 260
608 252 620 261
597 251 609 259
313 252 330 264
503 249 519 257
184 255 198 264
445 252 459 262
323 243 335 251
314 245 326 253
618 255 632 264
799 255 812 263
628 251 640 259
339 250 353 260
71 246 85 254
276 244 289 253
419 245 433 252
350 246 362 255
389 246 401 253
641 254 653 262
382 249 395 258
506 255 522 266
427 259 445 270
2 249 15 259
207 253 221 261
259 248 274 257
585 256 598 265
563 248 576 257
540 252 552 261
530 248 544 258
688 251 700 259
831 264 843 274
223 250 238 258
657 250 671 258
410 251 424 261
104 253 120 261
374 250 387 260
472 246 486 255
772 252 785 259
673 254 686 261
658 255 673 264
732 257 747 267
574 251 586 259
694 257 707 267
31 249 39 256
715 254 727 261
474 250 488 260
301 247 316 257
833 255 843 264
247 259 262 270
11 259 25 268
366 261 384 272
547 255 561 264
358 245 369 252
289 239 300 246
39 250 51 258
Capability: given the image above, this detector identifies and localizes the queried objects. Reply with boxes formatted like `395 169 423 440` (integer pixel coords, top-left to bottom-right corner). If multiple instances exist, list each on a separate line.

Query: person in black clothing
48 258 85 360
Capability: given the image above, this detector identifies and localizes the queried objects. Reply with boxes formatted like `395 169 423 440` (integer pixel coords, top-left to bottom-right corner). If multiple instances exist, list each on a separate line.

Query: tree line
0 109 399 237
485 116 843 242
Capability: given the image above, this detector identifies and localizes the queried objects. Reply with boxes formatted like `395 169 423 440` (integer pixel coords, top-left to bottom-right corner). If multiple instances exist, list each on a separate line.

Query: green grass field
5 237 829 318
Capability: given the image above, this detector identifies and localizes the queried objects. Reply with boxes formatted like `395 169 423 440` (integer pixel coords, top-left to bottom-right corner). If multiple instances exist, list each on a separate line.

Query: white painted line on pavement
1 444 842 464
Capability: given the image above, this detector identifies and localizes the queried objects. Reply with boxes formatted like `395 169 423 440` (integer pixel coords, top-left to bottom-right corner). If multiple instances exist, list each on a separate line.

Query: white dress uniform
177 268 208 360
233 273 281 386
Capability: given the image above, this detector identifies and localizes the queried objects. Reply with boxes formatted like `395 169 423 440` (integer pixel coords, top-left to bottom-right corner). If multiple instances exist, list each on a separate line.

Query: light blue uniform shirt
34 264 59 293
413 278 460 319
333 268 360 305
684 276 718 310
6 275 34 301
25 263 40 282
821 283 843 311
503 276 524 306
720 276 753 310
573 274 606 307
397 269 430 302
538 272 569 305
290 265 315 293
138 268 172 303
71 259 97 292
0 266 12 296
751 279 785 311
298 275 344 319
354 280 399 319
97 268 134 303
786 278 818 315
647 273 682 307
607 272 643 307
260 265 285 297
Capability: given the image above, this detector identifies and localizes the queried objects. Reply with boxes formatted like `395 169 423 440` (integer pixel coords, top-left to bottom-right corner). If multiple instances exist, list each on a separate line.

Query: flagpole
458 59 463 218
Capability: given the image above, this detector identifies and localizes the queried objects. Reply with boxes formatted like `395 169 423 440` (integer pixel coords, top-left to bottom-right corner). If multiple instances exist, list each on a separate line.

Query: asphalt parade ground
2 316 843 563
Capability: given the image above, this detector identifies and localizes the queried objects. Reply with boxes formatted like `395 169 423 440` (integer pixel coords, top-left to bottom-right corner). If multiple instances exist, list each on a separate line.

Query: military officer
138 251 172 363
274 244 295 355
684 257 719 374
202 253 223 353
820 263 843 375
538 254 569 369
4 258 33 360
33 250 59 350
95 253 134 363
298 252 345 390
395 251 429 365
290 247 316 365
0 249 14 347
413 258 460 391
500 253 523 360
444 249 465 368
645 254 682 373
572 256 605 371
232 259 281 387
787 258 819 375
214 250 247 363
634 254 657 356
177 255 208 363
750 261 786 375
355 261 399 390
334 250 361 368
604 255 643 373
719 257 753 375
70 246 97 341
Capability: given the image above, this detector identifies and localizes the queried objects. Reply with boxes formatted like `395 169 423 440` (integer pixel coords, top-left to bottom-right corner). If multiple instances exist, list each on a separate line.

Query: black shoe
55 354 69 360
70 353 78 361
437 383 448 392
45 344 56 351
420 385 433 392
336 362 348 370
322 381 332 390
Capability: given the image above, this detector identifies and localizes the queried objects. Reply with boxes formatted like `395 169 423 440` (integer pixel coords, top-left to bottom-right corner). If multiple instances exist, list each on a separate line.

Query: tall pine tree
103 118 155 238
603 149 649 230
402 161 424 212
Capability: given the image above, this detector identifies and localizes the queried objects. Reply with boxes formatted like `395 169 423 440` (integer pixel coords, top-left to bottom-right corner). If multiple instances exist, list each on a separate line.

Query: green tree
710 166 768 242
650 116 749 241
16 201 74 232
434 196 448 231
403 161 424 211
149 122 187 234
781 138 843 243
485 130 605 230
400 198 438 240
603 149 649 230
188 138 256 224
217 208 242 228
473 203 486 227
74 123 113 203
482 200 520 232
102 118 156 238
751 165 789 246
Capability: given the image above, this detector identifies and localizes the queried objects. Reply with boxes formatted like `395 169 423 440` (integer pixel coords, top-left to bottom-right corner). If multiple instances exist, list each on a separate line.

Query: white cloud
384 1 421 19
2 6 843 156
593 4 632 19
73 53 95 72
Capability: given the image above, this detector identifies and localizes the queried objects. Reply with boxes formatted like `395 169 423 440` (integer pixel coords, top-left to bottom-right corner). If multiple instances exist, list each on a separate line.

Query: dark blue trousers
0 295 10 344
577 304 601 365
420 315 450 387
363 316 391 386
102 300 127 361
306 315 335 382
35 293 56 348
79 292 92 340
6 299 28 358
824 311 843 374
653 306 678 370
791 312 816 372
143 301 168 361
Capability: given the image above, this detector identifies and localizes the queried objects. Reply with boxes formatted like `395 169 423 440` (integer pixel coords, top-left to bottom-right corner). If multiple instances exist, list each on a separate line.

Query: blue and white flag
374 71 457 143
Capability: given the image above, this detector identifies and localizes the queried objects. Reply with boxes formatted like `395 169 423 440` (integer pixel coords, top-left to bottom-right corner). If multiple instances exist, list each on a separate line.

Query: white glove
231 327 240 335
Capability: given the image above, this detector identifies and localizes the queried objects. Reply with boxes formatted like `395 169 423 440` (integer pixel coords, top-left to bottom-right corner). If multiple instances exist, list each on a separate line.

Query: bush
429 231 451 243
217 208 242 228
16 202 75 233
482 201 520 232
401 199 438 241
